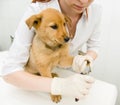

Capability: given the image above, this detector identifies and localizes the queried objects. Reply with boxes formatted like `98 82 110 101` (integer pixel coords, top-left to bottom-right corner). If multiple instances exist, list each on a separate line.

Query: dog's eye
50 24 58 29
63 23 66 26
34 20 38 24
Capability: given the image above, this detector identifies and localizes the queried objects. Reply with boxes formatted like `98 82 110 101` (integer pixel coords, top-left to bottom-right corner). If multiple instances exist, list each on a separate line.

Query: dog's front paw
51 94 62 103
50 73 62 103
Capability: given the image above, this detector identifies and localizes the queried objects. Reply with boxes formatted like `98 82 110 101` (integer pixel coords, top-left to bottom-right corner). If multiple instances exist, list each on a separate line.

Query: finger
85 83 92 89
76 94 86 100
80 89 89 95
83 75 95 83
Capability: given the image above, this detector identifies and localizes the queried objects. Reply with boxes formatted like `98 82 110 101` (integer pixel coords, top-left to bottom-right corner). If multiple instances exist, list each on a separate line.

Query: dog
25 8 74 103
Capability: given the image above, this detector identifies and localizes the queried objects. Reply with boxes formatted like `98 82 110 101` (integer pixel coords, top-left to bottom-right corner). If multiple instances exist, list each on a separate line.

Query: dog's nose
64 37 70 42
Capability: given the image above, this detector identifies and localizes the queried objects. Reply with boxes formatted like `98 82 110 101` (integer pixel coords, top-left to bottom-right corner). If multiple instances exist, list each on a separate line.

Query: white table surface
0 78 118 105
0 51 118 105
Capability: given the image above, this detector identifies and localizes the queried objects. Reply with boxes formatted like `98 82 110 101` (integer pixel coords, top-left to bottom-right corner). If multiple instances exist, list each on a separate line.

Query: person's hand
72 55 93 74
51 74 95 98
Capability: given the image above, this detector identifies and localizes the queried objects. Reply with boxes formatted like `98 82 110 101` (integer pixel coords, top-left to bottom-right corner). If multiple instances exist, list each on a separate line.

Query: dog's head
26 8 71 48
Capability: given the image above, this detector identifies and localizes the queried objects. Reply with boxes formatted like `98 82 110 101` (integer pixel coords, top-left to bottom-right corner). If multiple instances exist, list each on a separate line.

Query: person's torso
30 0 102 55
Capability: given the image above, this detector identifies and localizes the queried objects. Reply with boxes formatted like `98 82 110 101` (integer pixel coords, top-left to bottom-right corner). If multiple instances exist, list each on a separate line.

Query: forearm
3 71 52 93
86 50 98 60
2 70 95 98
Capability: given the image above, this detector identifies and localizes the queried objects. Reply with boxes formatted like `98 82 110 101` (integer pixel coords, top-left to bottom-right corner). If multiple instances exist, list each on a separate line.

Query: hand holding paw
72 55 93 74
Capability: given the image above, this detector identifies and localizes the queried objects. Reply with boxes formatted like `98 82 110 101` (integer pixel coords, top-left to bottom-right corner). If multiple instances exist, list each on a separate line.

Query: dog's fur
25 8 74 103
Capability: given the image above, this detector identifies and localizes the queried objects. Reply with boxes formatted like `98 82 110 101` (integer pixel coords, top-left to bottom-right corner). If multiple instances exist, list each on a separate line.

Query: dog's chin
45 40 64 50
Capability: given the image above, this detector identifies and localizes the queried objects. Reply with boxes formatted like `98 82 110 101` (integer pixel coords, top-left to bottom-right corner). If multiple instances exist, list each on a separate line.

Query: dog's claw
51 94 62 103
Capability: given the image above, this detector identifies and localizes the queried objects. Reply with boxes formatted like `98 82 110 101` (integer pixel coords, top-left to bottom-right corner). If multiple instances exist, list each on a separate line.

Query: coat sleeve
1 4 36 76
87 5 103 55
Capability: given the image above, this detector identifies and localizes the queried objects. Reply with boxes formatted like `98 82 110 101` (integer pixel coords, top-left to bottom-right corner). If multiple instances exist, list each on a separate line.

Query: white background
0 0 120 105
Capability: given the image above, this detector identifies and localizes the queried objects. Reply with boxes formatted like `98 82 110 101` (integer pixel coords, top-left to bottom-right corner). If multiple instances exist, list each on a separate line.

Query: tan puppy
25 8 74 103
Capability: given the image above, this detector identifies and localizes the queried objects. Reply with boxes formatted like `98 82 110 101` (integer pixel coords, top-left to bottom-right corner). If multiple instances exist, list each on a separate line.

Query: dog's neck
45 44 62 51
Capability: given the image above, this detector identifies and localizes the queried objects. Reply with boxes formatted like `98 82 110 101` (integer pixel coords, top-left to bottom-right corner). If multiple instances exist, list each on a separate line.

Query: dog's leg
59 55 74 68
38 67 62 103
58 46 74 68
50 73 62 103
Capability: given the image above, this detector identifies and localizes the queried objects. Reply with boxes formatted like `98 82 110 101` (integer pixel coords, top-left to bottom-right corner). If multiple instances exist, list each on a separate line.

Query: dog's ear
64 15 72 27
26 14 42 29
